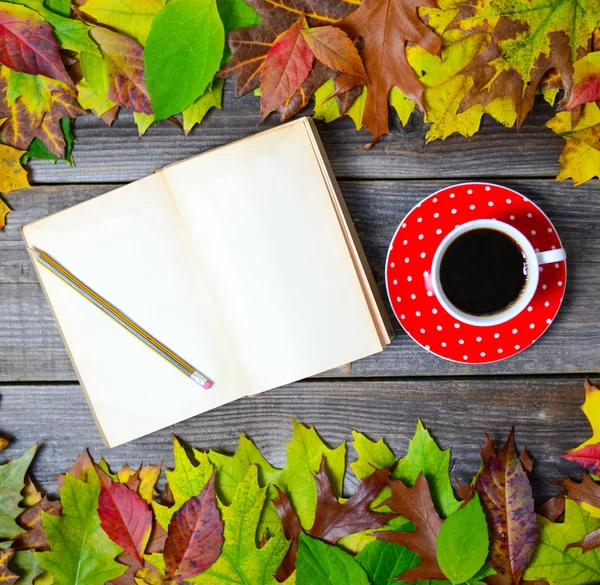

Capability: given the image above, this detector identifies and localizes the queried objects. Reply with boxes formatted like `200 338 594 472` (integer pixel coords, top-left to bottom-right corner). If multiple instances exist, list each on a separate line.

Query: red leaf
0 4 71 85
562 443 600 474
273 487 302 582
301 26 367 81
475 431 538 585
374 471 445 582
98 476 153 565
308 458 395 543
260 15 313 118
163 472 223 581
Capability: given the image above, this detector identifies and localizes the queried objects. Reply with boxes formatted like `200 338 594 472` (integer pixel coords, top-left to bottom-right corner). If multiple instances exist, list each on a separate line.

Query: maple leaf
97 461 161 505
563 378 600 464
163 472 223 580
0 3 72 85
0 549 18 585
0 68 84 158
351 431 397 480
374 471 445 582
565 52 600 110
12 497 62 551
97 471 153 565
0 143 28 195
524 500 600 585
36 467 127 585
182 78 223 134
0 197 10 229
0 445 36 540
450 0 600 125
474 431 537 585
89 27 152 114
333 0 442 142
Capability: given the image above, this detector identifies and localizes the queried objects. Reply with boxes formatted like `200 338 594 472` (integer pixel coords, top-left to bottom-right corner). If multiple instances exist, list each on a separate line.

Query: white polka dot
417 217 423 223
485 186 491 191
544 301 550 307
427 291 433 297
510 215 515 220
420 252 426 258
441 342 447 347
527 306 533 312
423 270 429 277
402 223 407 228
451 209 457 214
558 281 563 286
470 204 476 210
416 311 421 317
403 239 408 245
531 230 536 235
542 284 547 289
393 279 398 285
454 323 460 328
488 201 494 207
405 257 410 263
425 345 430 350
396 296 401 302
463 355 468 360
554 263 559 268
466 189 472 195
476 336 482 342
407 276 413 282
551 245 556 249
433 197 438 203
420 328 426 334
437 325 442 331
401 314 405 319
434 212 439 218
480 352 486 357
548 228 553 233
436 229 442 235
506 199 512 204
419 234 424 240
530 323 535 329
450 193 456 198
411 293 416 300
527 213 532 218
512 328 518 334
494 333 500 338
539 266 544 272
432 308 438 314
498 348 503 354
515 344 520 350
546 318 552 324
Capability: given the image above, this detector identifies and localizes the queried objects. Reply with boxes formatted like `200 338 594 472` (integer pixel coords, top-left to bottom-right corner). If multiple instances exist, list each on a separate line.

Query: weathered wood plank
1 180 599 380
26 86 565 183
0 377 591 503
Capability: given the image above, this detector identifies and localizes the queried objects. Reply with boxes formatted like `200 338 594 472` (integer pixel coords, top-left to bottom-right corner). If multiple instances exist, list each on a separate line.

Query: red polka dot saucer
385 182 567 364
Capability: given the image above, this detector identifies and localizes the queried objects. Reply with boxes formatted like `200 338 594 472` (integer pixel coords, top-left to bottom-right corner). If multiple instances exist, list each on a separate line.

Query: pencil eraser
202 380 213 390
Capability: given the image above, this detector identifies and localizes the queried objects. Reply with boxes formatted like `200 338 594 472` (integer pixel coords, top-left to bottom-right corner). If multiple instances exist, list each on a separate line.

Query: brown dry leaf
0 549 18 585
374 471 445 582
536 495 566 522
273 487 301 582
555 474 600 510
335 0 441 142
58 450 94 489
13 497 62 551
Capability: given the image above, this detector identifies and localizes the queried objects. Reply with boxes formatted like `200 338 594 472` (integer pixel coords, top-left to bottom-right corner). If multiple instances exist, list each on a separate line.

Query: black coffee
440 228 528 315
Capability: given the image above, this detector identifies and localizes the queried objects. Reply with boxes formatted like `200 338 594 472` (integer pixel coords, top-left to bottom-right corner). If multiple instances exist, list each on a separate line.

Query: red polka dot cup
430 218 566 327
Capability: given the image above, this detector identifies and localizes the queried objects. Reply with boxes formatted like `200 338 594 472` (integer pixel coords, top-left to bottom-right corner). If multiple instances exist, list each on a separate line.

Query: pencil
29 248 213 390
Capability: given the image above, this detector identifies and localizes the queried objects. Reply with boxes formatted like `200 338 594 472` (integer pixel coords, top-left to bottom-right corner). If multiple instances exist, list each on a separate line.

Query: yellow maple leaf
0 197 11 230
0 143 30 196
570 379 600 453
547 103 600 186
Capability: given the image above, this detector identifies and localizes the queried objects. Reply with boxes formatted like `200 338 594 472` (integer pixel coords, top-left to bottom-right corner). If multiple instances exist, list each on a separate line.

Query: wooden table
1 88 598 503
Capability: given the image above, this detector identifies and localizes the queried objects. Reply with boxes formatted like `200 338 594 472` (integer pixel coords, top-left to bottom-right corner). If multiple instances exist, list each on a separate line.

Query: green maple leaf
36 467 126 585
524 499 600 585
351 431 397 480
355 541 422 585
0 445 36 539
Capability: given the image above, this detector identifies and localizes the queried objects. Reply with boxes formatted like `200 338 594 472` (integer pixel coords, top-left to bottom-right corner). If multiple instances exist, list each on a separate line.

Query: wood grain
26 87 565 184
0 377 590 504
1 180 599 380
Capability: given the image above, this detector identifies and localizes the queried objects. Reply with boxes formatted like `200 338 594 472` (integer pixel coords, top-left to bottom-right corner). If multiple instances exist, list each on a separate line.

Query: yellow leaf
182 78 224 134
77 79 117 118
0 144 29 194
569 379 600 452
389 87 415 127
0 197 11 230
134 112 154 136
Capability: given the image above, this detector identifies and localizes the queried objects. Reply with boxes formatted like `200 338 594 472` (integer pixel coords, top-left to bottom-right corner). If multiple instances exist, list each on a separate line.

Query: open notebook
23 118 393 447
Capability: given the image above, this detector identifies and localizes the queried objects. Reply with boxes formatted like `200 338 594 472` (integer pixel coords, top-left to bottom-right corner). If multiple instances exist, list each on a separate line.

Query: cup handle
536 248 566 264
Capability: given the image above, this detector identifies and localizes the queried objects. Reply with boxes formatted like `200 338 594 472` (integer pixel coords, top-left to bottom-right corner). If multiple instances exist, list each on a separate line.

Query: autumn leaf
474 431 537 585
351 431 397 480
97 472 153 565
334 0 442 142
36 467 127 585
556 474 600 520
565 52 600 110
0 445 36 540
563 379 600 465
182 78 223 134
0 197 10 228
524 499 600 585
0 143 28 195
0 3 72 85
12 497 62 551
0 549 18 585
163 473 223 580
10 550 44 585
90 27 152 113
79 0 166 46
272 487 301 582
374 471 445 582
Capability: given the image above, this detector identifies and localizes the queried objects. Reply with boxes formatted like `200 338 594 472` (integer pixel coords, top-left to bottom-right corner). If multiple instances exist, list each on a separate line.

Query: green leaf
277 419 346 529
216 0 259 35
393 420 460 518
351 431 397 480
36 468 126 585
355 541 420 585
21 138 60 164
44 0 70 17
462 564 496 585
436 495 489 584
10 551 43 585
524 499 600 585
133 112 154 136
80 0 167 46
187 466 289 584
0 445 36 539
144 0 225 120
296 533 370 585
60 118 74 164
182 78 224 134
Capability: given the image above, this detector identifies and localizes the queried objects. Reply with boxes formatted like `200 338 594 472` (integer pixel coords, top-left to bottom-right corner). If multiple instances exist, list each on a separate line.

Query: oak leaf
374 471 445 582
0 549 18 585
475 431 537 585
97 472 153 565
163 473 223 580
556 474 600 520
334 0 442 142
12 497 62 551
